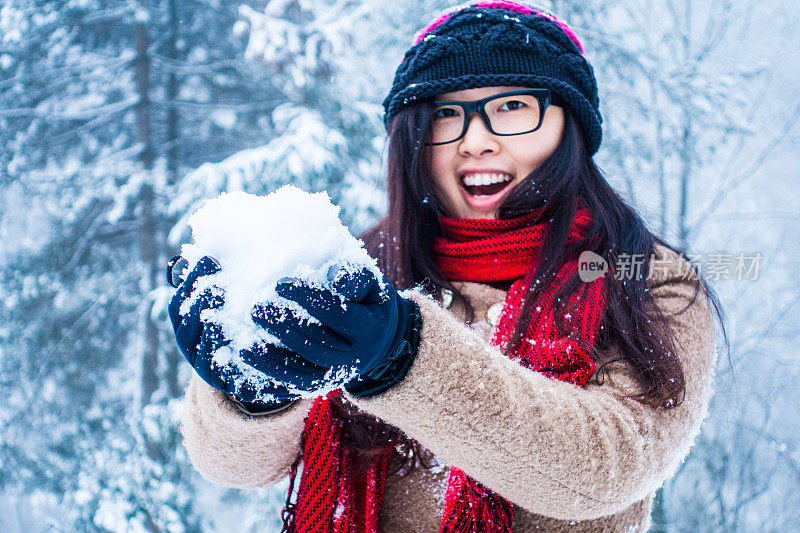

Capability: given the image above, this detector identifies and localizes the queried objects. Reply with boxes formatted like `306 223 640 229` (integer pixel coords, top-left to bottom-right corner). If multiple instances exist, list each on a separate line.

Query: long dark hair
331 98 729 476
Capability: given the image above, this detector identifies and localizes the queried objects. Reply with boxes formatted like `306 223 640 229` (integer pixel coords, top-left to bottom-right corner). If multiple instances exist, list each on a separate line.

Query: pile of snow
176 185 381 400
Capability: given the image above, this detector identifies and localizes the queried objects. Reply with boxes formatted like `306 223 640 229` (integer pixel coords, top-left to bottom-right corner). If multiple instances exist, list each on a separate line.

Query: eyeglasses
425 88 552 146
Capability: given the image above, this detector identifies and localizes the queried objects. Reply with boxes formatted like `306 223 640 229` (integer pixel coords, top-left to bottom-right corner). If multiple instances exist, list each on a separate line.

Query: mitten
166 255 328 411
251 266 422 397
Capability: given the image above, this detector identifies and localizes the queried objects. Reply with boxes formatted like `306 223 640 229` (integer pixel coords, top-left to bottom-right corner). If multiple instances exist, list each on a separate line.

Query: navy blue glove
250 266 422 397
166 255 329 412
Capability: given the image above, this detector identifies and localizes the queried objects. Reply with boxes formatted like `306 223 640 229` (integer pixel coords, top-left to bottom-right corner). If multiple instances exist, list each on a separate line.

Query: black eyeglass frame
425 88 552 146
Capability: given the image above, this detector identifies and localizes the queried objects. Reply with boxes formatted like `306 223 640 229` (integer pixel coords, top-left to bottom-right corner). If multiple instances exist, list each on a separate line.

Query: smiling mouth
460 173 514 198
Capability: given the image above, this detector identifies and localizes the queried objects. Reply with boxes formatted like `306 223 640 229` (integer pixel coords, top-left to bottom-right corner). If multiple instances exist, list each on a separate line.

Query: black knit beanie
382 1 603 155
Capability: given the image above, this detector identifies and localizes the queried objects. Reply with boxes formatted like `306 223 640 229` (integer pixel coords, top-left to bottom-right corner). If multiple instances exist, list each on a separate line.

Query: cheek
539 109 566 157
426 149 465 215
428 149 455 193
507 140 551 174
514 122 563 170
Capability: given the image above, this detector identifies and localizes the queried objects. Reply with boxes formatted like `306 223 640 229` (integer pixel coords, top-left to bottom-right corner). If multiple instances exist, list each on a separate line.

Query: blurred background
1 0 798 531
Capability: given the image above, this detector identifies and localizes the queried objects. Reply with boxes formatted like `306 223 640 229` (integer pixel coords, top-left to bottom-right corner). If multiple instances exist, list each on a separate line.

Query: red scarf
281 198 606 533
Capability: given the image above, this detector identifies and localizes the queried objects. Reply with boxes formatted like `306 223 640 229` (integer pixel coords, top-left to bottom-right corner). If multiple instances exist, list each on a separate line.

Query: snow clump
176 185 381 398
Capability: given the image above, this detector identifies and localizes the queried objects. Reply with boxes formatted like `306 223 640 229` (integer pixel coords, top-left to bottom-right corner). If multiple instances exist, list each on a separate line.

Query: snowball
176 185 381 400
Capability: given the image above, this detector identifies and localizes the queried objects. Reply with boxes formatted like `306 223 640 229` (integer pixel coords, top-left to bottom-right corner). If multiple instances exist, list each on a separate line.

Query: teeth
462 173 513 186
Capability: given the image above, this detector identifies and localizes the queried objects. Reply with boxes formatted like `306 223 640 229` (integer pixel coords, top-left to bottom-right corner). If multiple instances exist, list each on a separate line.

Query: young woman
168 2 726 531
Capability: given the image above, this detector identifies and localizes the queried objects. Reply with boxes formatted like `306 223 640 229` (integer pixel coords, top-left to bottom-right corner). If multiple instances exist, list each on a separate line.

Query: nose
458 111 499 156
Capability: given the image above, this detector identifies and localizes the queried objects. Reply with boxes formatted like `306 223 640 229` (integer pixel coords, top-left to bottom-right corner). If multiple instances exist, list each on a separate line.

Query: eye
499 100 526 111
433 107 459 119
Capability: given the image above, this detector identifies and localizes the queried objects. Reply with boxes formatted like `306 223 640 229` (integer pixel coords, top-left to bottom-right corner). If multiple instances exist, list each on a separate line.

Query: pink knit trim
475 1 533 14
411 4 465 46
409 0 584 53
535 9 585 53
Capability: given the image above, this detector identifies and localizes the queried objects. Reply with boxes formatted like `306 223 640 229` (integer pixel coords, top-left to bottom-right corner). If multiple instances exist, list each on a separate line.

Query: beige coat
181 244 718 532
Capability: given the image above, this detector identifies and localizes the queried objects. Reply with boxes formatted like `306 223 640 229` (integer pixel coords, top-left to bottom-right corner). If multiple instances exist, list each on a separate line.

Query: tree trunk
677 1 693 250
134 17 160 405
164 0 183 399
678 105 692 250
166 0 179 188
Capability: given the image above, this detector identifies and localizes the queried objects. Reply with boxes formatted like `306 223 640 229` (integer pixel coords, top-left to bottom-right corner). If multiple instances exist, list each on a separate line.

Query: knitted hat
382 1 603 155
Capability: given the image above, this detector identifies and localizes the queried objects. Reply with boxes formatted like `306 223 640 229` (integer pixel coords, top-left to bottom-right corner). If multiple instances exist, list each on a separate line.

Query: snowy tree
0 0 321 528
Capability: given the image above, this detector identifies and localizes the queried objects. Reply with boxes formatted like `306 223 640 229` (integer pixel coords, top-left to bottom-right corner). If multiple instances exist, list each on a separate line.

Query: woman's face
426 85 565 220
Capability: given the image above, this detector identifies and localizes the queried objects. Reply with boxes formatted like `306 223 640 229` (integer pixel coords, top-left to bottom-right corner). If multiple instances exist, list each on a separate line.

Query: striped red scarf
281 198 606 532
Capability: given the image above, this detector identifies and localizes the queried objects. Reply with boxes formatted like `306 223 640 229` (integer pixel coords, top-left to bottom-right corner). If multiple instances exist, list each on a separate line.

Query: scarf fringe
440 467 514 533
280 453 302 533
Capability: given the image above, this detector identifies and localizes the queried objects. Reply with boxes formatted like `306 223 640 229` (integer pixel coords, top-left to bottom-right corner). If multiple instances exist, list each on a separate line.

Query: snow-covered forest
1 0 798 530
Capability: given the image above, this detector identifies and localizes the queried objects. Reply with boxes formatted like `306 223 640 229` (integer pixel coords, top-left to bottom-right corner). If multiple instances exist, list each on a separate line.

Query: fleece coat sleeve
180 375 311 488
345 246 718 521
